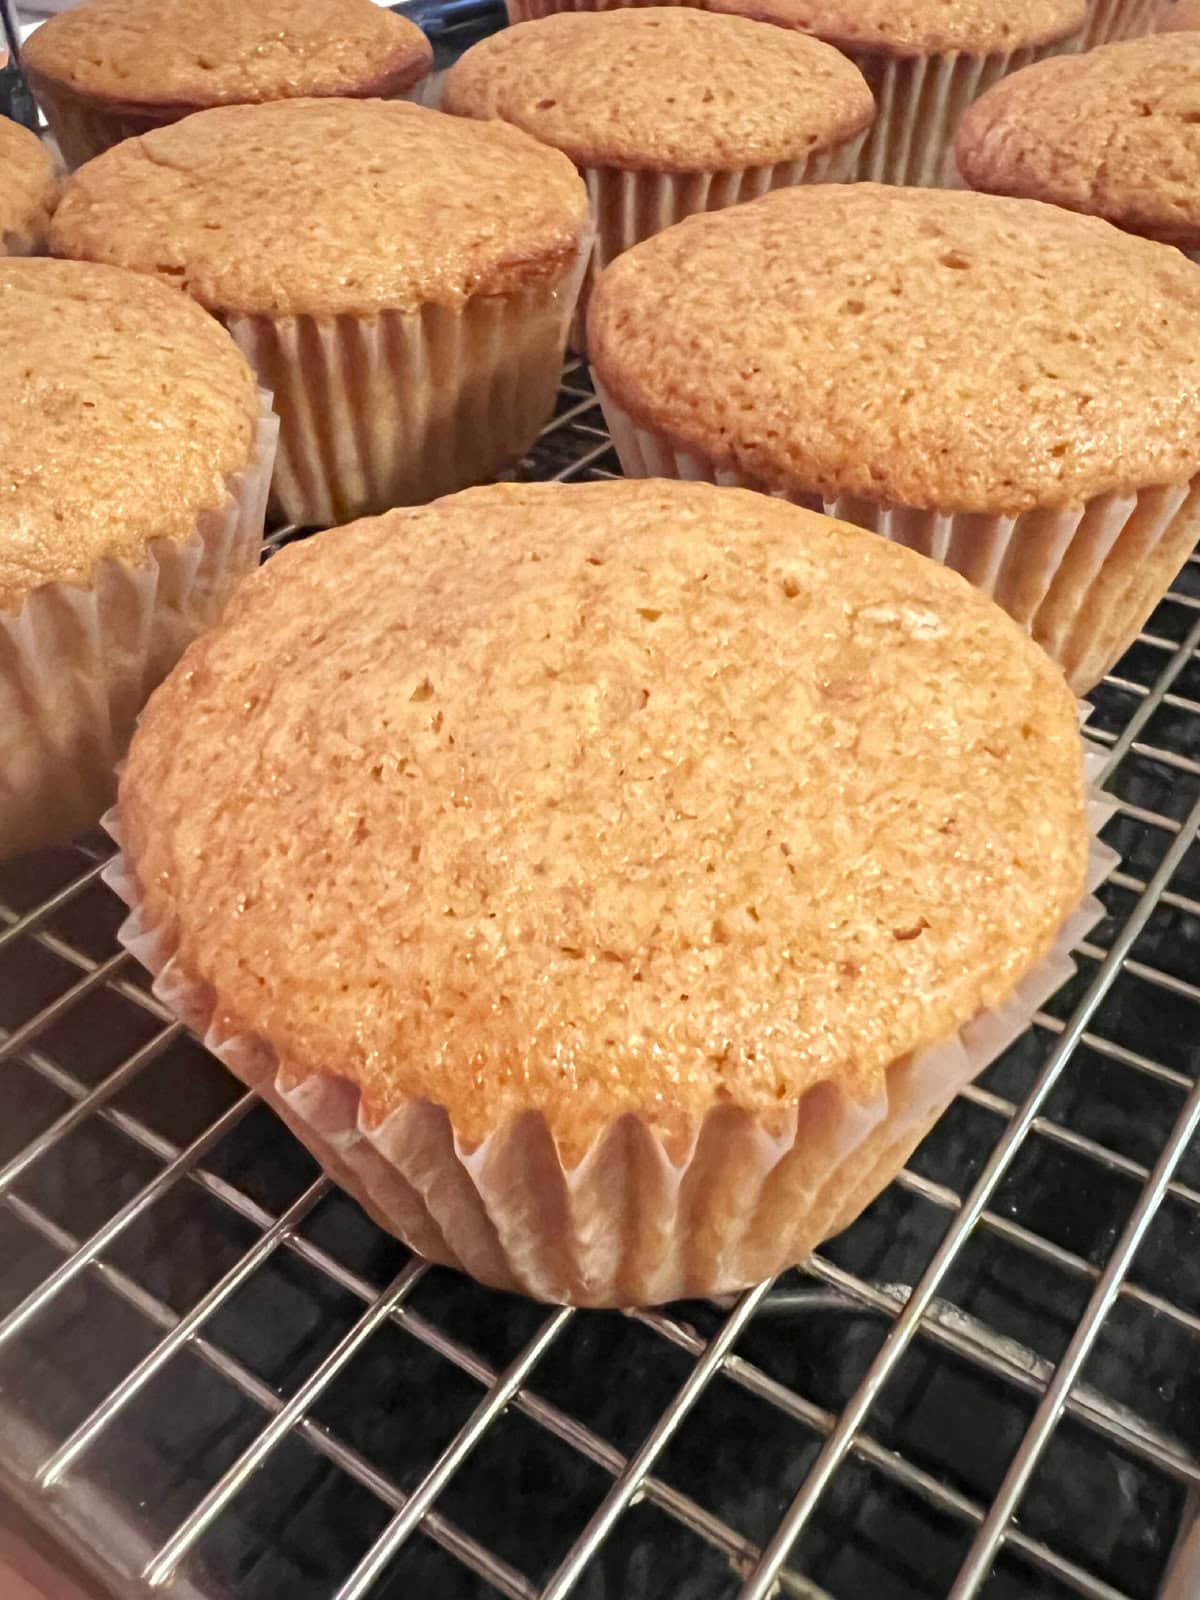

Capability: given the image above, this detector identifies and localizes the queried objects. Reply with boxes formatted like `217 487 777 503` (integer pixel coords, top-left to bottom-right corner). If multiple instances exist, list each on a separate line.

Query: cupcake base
102 740 1116 1308
0 395 277 859
596 384 1200 693
226 238 590 528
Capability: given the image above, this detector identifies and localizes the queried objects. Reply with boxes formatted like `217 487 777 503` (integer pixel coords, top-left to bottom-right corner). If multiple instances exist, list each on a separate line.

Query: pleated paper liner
0 393 278 859
595 382 1200 694
849 44 1074 188
225 226 592 528
101 724 1116 1308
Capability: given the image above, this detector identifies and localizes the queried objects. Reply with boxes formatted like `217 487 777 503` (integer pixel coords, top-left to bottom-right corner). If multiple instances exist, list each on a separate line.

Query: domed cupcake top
588 184 1200 513
119 478 1086 1161
25 0 432 108
444 8 874 171
50 99 591 318
957 35 1200 251
0 258 257 609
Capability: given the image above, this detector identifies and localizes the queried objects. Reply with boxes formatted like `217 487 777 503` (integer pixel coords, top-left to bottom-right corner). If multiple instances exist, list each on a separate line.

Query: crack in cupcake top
49 99 591 318
1 119 59 254
120 479 1086 1163
699 0 1085 57
0 258 257 610
957 35 1200 252
588 183 1200 514
443 8 874 172
25 0 432 107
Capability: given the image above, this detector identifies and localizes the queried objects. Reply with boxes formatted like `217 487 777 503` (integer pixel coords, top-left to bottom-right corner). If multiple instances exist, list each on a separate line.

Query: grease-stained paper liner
595 384 1200 694
225 229 592 527
1079 0 1160 47
101 731 1117 1307
0 394 277 860
571 137 866 352
29 74 434 171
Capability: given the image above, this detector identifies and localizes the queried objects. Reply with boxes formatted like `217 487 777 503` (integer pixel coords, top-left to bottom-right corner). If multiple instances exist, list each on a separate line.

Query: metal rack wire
2 361 1200 1600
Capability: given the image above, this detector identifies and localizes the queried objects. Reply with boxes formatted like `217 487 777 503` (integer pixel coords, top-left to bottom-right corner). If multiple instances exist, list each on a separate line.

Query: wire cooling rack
2 361 1200 1600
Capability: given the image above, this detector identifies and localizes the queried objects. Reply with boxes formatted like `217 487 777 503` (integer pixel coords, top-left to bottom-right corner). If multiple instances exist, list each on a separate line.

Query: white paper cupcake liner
29 76 433 171
1079 0 1160 46
0 393 277 859
572 136 865 350
101 724 1117 1307
225 230 591 528
848 43 1079 188
595 386 1200 693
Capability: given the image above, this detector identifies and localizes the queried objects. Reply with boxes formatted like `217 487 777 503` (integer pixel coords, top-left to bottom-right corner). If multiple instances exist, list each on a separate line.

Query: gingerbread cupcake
589 184 1200 691
51 99 591 526
503 0 1086 184
106 478 1110 1306
25 0 433 168
0 258 274 856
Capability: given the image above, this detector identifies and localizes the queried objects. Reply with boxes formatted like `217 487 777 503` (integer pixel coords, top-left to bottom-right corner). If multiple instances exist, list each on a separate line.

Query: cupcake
588 185 1200 693
0 258 275 858
957 36 1200 258
24 0 433 169
503 0 1086 185
105 478 1109 1307
443 8 873 346
2 118 58 255
50 99 591 528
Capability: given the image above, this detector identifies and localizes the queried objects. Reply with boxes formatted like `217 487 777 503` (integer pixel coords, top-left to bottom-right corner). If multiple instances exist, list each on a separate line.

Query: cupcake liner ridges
1078 0 1160 47
0 394 278 858
226 232 591 528
596 383 1200 693
851 45 1065 187
102 734 1116 1308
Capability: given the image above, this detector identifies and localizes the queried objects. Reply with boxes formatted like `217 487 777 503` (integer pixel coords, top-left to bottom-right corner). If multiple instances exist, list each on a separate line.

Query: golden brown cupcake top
701 0 1085 57
1 119 58 255
443 9 873 171
956 37 1200 251
0 258 258 610
1157 0 1200 29
49 98 591 318
120 478 1086 1163
589 184 1200 514
24 0 431 109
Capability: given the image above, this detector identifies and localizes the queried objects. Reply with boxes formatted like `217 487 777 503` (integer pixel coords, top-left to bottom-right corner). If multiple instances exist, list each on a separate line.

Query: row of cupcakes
18 0 1170 181
3 0 1199 856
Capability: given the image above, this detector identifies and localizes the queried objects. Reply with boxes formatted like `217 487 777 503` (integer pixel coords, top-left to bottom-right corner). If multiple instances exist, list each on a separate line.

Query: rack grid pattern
2 363 1199 1600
